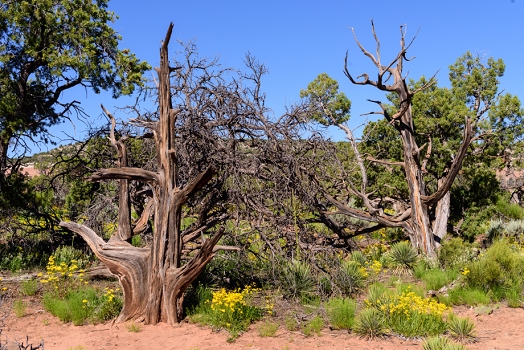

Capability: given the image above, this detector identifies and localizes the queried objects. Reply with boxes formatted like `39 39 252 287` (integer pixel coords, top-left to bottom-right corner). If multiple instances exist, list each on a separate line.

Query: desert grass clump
422 336 466 350
445 287 491 306
354 308 387 339
302 315 323 337
325 297 357 330
258 320 279 337
40 255 123 325
13 299 26 318
20 279 39 296
447 314 476 343
126 322 142 332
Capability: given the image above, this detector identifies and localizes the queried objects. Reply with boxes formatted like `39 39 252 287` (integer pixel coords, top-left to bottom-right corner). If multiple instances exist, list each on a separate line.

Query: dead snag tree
60 23 272 325
302 22 475 258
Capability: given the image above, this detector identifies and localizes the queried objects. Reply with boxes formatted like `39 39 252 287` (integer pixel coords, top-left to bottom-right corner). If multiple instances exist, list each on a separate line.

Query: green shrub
447 314 476 343
388 241 417 273
325 297 357 330
354 308 386 339
302 315 323 337
422 336 466 350
333 260 366 295
438 238 476 270
126 322 142 332
43 285 122 325
53 246 91 269
463 240 524 301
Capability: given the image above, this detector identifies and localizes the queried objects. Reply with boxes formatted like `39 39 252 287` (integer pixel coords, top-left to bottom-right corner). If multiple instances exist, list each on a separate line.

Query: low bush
279 260 315 300
463 240 524 302
39 255 122 325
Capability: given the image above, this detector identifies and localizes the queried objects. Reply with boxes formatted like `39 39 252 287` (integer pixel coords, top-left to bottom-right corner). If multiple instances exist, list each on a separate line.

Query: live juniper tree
0 0 149 203
59 24 306 325
300 22 523 257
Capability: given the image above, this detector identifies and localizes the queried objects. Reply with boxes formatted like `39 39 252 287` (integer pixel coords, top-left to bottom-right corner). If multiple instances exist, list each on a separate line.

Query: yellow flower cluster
384 290 449 318
210 285 259 313
39 256 86 296
264 296 275 316
103 287 120 303
359 260 384 279
461 267 470 276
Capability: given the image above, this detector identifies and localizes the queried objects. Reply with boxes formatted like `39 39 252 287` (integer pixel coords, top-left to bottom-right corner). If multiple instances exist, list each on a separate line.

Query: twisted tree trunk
60 24 228 325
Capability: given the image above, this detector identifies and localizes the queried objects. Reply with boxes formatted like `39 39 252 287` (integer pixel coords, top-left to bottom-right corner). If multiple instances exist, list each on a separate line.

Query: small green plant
42 318 50 326
388 241 417 274
447 314 476 343
302 315 323 336
126 322 142 333
325 297 357 330
445 287 491 306
20 279 39 296
13 299 26 318
284 313 298 331
423 336 466 350
354 308 386 339
68 346 87 350
258 320 279 337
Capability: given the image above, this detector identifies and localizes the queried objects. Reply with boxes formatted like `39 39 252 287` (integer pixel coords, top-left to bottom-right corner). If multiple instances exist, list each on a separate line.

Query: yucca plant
447 314 476 343
281 260 315 299
334 260 366 295
354 308 387 339
388 241 418 274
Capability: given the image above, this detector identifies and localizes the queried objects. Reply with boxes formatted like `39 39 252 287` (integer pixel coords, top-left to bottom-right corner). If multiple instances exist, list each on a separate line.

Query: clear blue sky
43 0 524 152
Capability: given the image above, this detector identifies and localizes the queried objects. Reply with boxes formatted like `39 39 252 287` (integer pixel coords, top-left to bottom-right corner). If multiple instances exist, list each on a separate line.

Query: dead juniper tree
300 22 477 258
59 23 292 325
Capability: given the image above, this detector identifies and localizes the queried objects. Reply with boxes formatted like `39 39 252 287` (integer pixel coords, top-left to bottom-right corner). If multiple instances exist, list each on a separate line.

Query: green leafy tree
300 23 523 257
0 0 150 197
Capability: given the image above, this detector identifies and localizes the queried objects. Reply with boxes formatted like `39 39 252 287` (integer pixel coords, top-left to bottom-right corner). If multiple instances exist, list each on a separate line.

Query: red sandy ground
2 298 524 350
